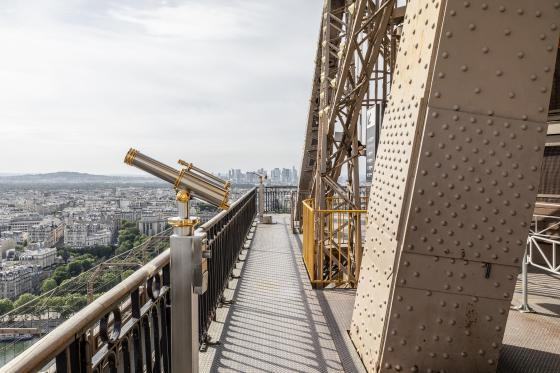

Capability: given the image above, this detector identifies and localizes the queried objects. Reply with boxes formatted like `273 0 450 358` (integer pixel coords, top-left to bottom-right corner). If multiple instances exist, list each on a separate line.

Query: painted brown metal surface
350 0 560 372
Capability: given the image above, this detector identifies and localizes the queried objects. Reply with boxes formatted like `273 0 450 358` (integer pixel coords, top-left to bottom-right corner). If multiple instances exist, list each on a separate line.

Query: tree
63 294 87 316
82 245 114 259
58 248 70 264
43 296 64 314
14 293 36 310
115 221 146 255
41 278 57 293
122 269 134 279
67 261 83 277
52 265 70 285
0 299 14 315
97 272 120 292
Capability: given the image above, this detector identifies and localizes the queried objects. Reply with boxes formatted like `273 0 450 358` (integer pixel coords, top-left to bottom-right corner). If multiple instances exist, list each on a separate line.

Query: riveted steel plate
351 0 560 372
428 0 560 123
381 287 510 373
403 108 547 267
350 0 445 370
395 252 519 300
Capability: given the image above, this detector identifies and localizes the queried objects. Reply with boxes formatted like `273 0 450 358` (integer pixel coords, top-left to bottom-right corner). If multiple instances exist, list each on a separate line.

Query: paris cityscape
0 0 558 372
0 167 297 308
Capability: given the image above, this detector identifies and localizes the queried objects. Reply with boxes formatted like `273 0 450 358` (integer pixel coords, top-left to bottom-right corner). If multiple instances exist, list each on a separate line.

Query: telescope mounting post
168 188 201 373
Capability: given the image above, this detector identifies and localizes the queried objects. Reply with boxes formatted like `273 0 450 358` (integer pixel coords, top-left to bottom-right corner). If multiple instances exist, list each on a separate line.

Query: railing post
258 182 264 222
170 192 199 373
516 248 534 313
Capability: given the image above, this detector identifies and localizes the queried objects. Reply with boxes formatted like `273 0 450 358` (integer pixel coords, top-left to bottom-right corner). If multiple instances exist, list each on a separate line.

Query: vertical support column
170 234 198 373
258 180 264 222
351 1 559 372
516 250 534 313
170 191 198 373
352 133 363 280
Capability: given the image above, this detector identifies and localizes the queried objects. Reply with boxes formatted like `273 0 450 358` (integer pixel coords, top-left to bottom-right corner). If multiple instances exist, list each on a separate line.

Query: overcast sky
0 0 322 175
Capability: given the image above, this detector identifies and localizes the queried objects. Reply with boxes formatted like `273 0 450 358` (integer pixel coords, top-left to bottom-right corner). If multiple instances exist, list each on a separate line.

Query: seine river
0 338 39 367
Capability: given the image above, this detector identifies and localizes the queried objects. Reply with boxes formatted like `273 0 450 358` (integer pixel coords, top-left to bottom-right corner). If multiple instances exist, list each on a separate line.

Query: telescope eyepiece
124 148 138 165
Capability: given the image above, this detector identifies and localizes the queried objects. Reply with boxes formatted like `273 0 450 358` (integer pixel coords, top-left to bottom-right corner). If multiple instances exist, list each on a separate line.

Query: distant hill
0 172 161 184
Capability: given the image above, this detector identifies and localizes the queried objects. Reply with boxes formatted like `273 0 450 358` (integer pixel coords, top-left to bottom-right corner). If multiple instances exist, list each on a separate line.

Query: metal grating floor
201 214 560 372
317 271 560 373
200 215 344 372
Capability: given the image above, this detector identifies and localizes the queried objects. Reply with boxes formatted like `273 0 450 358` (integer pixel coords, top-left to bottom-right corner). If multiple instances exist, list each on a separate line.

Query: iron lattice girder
350 0 560 372
297 2 407 218
327 0 395 182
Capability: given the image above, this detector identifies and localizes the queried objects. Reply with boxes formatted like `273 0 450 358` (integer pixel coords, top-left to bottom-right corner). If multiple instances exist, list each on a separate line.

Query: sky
0 0 322 175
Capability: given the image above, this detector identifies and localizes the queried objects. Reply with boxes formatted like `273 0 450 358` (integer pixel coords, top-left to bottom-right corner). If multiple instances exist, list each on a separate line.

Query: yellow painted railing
302 198 367 287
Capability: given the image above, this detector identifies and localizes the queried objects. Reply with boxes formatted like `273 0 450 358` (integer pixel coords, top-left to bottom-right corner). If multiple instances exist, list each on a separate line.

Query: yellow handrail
301 198 368 288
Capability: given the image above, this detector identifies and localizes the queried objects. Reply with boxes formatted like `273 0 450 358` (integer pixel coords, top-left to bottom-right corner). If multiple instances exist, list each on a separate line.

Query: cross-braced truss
297 0 404 282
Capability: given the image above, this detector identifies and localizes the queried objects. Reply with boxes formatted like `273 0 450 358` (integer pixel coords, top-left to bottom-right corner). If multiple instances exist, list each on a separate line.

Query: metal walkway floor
201 214 560 372
201 215 344 372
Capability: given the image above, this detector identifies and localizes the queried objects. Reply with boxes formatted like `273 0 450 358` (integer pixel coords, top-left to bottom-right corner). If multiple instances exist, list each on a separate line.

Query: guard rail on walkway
1 188 256 373
517 204 560 312
302 197 367 287
263 186 296 213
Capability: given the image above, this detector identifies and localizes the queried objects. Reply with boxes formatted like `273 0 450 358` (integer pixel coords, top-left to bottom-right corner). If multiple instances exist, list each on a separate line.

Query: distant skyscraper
291 167 298 184
281 168 290 184
271 168 281 184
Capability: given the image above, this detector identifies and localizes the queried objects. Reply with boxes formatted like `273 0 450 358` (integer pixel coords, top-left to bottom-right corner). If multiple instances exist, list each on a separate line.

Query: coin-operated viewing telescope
124 148 230 211
123 148 231 372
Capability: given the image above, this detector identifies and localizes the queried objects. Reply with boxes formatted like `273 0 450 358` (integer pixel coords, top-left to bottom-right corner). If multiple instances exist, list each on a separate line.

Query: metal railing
1 188 256 372
198 188 256 344
302 197 367 287
263 186 296 213
517 210 560 312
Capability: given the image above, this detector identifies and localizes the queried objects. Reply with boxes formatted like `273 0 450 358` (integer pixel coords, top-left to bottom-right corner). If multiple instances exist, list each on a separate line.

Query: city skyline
0 165 299 178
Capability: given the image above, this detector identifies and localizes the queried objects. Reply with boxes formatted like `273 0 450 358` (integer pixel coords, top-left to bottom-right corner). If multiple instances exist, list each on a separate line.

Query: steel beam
350 0 560 372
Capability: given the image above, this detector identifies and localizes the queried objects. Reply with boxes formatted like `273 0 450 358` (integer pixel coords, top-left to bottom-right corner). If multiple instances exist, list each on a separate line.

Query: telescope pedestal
170 194 201 373
170 233 198 373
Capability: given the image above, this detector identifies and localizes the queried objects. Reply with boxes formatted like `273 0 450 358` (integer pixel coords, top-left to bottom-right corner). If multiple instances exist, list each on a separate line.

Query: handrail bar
1 249 170 373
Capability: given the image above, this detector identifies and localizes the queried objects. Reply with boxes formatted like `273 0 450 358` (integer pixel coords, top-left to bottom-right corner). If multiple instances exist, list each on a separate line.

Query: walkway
201 214 560 372
200 215 343 372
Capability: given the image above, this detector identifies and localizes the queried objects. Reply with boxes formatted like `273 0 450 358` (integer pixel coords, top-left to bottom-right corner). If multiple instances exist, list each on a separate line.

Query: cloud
0 0 322 175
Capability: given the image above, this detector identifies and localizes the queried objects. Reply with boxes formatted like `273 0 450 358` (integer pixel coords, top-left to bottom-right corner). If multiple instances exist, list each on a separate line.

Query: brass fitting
178 159 193 170
176 190 190 203
168 217 199 228
219 192 230 210
124 148 138 165
174 168 186 189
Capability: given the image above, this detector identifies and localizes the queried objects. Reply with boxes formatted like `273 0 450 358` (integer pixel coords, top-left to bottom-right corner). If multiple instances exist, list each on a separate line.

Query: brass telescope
124 148 230 209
